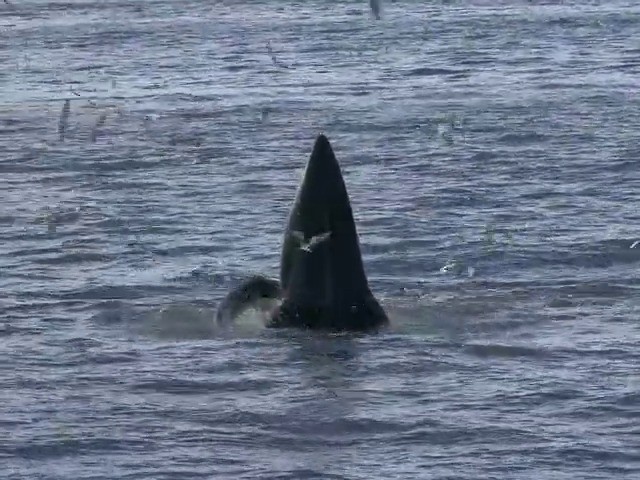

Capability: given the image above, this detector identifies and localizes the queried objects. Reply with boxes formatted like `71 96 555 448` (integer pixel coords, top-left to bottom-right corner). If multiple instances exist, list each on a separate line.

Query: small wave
404 67 469 78
463 343 549 359
63 337 103 349
5 437 152 460
468 151 498 162
496 132 548 145
131 378 274 395
33 252 113 265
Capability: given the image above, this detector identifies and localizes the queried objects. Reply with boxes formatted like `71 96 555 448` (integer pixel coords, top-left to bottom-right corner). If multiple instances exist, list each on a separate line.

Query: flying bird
291 230 332 253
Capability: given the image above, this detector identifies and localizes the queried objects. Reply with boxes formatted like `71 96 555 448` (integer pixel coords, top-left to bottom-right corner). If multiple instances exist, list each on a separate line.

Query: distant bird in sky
90 112 107 143
266 40 291 69
58 99 70 142
370 0 381 20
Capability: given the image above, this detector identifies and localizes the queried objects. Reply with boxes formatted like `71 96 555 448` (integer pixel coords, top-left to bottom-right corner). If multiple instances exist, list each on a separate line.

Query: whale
215 134 389 332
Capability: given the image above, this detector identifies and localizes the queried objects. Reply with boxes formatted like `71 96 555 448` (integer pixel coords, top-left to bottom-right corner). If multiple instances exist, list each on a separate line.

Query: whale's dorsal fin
274 134 388 331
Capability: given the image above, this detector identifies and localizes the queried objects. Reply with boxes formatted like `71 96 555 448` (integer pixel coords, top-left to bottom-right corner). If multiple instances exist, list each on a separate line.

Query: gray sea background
1 0 639 478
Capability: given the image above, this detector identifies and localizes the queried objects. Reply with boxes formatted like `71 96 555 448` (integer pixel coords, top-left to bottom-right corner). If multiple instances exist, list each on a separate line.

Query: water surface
1 1 639 478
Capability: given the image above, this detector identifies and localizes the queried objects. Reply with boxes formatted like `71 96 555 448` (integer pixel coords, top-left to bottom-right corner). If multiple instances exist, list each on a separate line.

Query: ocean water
1 0 639 478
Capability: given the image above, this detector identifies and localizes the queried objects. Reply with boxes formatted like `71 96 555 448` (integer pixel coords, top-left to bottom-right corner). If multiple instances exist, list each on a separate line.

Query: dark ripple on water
1 0 640 479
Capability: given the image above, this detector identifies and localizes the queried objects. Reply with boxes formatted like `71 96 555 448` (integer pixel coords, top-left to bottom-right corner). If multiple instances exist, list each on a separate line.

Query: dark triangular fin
275 134 388 331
